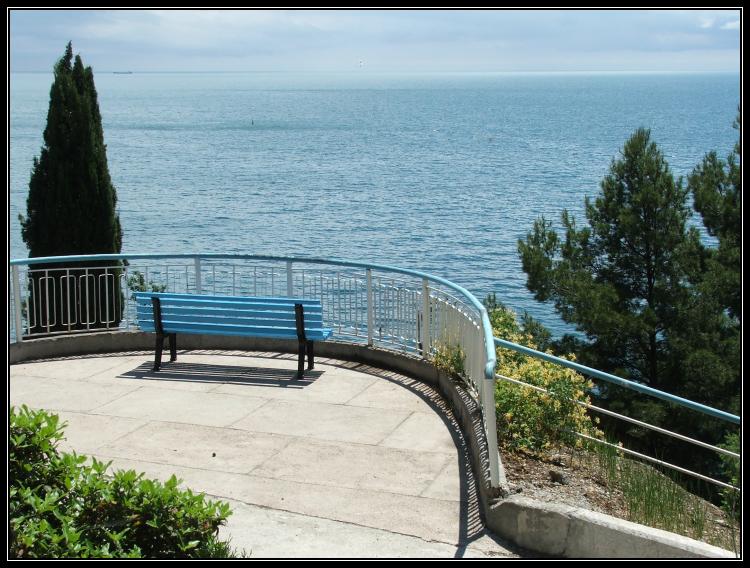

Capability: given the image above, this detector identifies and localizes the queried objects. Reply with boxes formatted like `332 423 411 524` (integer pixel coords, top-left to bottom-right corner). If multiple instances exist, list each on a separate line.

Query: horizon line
9 69 741 75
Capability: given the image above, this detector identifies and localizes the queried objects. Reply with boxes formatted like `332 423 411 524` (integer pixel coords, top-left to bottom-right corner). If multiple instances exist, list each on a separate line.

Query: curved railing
9 252 502 487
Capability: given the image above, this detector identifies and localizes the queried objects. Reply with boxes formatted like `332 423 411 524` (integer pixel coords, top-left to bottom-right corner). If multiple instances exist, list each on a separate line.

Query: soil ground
500 446 741 554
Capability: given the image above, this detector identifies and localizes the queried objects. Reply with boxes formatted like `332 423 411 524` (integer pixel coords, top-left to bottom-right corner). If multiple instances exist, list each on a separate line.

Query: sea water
9 72 739 336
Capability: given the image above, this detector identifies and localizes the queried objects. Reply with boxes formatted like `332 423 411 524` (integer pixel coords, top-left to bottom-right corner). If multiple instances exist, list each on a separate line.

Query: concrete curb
488 495 737 558
9 332 738 559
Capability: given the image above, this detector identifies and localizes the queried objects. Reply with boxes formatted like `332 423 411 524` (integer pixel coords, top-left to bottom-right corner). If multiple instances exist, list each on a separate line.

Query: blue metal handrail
494 337 740 425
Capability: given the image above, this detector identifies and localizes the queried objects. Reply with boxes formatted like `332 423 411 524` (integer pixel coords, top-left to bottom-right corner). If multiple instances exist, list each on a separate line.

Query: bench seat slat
138 320 332 341
137 315 321 328
136 298 323 313
136 306 323 325
136 304 322 318
134 292 323 306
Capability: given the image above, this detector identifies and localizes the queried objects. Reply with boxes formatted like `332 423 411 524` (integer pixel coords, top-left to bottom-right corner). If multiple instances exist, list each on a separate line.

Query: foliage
718 433 741 522
10 406 236 559
18 42 123 333
489 303 601 453
687 108 741 322
591 440 739 552
518 128 700 391
127 270 167 295
516 126 740 485
20 42 122 258
432 343 466 378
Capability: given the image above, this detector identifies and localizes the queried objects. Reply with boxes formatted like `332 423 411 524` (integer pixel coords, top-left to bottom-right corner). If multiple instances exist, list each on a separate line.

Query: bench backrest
133 292 332 341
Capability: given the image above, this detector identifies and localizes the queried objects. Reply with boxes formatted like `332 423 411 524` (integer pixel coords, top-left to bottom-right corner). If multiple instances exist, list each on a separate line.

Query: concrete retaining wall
9 332 737 558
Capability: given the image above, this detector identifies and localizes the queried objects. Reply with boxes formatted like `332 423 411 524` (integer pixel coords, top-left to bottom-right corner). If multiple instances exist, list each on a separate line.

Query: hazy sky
9 9 742 73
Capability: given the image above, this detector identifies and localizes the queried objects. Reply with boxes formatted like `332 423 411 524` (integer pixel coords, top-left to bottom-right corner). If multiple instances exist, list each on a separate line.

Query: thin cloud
9 9 742 73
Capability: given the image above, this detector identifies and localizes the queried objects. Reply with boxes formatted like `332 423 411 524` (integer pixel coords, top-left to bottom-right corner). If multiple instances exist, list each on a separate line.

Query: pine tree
688 109 741 322
518 128 701 391
19 42 123 334
517 127 739 486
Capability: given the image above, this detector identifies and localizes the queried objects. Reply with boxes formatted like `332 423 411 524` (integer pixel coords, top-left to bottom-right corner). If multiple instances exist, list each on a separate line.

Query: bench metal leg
307 341 314 370
297 341 306 378
154 333 164 372
169 333 177 362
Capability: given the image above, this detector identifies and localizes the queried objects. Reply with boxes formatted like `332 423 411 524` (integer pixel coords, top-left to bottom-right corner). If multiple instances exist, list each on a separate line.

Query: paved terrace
10 350 521 558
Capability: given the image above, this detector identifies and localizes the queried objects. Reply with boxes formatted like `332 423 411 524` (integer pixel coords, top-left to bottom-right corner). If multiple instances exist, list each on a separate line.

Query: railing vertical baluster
84 268 91 330
422 278 430 358
287 261 293 297
65 268 72 332
483 338 501 488
367 268 373 346
104 267 110 328
12 265 24 342
194 257 202 294
44 269 51 334
123 264 130 329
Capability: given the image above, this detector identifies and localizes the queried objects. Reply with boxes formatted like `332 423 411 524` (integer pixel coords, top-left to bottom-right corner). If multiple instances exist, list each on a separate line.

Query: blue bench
133 292 333 377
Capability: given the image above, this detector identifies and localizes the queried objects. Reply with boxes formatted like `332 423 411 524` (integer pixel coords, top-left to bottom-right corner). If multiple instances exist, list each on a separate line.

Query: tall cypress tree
20 42 123 334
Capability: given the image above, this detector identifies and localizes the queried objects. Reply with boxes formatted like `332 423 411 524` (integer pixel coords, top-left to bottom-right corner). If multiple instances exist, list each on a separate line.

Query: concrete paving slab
420 458 463 502
218 498 514 559
345 377 439 413
230 399 412 445
378 411 460 455
9 374 140 413
211 367 378 405
93 387 269 427
94 455 470 546
53 411 147 455
11 355 143 381
250 438 451 497
86 360 222 392
98 421 292 474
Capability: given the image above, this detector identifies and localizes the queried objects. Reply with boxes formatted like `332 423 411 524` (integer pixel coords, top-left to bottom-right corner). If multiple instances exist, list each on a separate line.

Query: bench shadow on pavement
117 361 324 389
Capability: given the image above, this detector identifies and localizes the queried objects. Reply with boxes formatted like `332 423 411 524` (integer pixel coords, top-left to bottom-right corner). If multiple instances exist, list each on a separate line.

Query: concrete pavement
10 349 521 558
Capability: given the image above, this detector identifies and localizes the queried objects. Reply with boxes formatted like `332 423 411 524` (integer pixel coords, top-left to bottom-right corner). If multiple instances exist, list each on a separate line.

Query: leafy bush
126 270 167 295
432 343 466 378
10 406 236 558
488 303 601 452
718 432 741 522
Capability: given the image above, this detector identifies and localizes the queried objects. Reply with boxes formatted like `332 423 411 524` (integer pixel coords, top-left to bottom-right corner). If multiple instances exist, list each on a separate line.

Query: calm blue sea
9 72 739 335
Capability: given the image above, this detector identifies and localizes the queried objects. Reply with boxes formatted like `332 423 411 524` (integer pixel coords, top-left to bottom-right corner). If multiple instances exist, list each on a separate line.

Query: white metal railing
9 253 501 488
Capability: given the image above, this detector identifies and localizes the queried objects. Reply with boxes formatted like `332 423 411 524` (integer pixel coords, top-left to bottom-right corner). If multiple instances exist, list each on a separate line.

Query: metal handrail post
422 278 431 358
11 265 24 342
287 261 293 297
194 257 202 294
367 268 373 346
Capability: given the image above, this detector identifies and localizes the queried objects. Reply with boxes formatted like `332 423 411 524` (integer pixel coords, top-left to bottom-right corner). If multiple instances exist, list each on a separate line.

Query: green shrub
489 304 601 453
10 406 236 558
126 270 167 295
718 432 741 522
432 343 466 378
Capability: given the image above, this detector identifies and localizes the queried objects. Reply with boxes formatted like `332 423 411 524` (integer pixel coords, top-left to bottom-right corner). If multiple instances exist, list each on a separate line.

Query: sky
8 9 742 73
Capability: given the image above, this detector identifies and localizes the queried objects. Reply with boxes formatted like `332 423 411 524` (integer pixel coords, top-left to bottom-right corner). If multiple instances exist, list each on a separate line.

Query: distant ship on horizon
113 71 133 75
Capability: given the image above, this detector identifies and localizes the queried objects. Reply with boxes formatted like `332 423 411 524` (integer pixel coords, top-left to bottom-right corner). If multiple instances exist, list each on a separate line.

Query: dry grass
500 446 740 555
